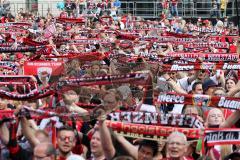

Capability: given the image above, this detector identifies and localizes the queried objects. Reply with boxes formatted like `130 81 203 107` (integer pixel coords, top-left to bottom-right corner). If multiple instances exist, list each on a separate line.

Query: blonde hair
206 108 225 127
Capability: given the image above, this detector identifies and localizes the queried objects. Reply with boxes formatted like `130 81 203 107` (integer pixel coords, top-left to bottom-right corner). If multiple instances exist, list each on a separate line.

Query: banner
0 72 150 100
157 92 240 110
0 61 19 74
205 129 240 146
23 38 48 46
71 38 111 44
45 52 106 61
0 46 37 53
54 38 111 45
0 22 32 28
0 75 36 85
115 131 166 142
57 72 150 89
139 36 196 43
162 62 240 71
23 61 64 83
191 26 220 33
109 111 204 128
185 42 229 49
168 52 239 62
57 17 85 23
106 120 201 139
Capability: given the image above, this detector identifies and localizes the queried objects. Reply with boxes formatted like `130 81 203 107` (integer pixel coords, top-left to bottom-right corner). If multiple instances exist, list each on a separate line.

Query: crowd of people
0 0 239 160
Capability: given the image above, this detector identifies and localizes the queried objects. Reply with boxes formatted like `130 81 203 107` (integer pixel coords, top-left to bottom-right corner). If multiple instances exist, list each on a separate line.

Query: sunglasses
59 136 75 142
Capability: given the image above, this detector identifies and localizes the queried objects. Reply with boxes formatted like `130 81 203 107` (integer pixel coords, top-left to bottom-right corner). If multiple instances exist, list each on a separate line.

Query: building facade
9 0 61 16
8 0 238 18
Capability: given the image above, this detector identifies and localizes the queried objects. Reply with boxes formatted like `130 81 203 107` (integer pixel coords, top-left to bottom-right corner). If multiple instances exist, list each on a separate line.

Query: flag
44 23 56 38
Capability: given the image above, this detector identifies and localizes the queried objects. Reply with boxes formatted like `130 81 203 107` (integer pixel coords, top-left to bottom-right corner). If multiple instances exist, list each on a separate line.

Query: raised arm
0 122 9 145
163 73 187 94
188 71 200 84
115 135 138 159
20 117 40 147
98 119 116 160
227 81 240 97
220 110 240 128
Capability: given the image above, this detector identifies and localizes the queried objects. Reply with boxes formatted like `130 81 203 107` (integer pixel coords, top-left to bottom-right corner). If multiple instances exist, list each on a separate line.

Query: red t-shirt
171 0 178 6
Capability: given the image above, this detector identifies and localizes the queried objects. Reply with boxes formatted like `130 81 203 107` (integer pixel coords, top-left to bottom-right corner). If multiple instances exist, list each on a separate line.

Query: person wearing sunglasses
56 126 85 160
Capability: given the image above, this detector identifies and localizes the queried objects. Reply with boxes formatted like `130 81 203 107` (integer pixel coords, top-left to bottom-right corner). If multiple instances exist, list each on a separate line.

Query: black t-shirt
65 3 76 11
9 145 32 160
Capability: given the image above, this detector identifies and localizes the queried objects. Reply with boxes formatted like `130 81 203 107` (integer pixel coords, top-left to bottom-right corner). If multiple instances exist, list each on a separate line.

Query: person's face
167 136 187 158
193 84 203 94
198 70 207 81
205 87 215 96
169 72 177 80
213 89 225 96
226 79 236 91
103 93 118 111
0 98 8 110
90 131 104 157
138 145 154 160
39 19 45 27
57 130 76 154
91 65 100 76
158 141 166 152
207 109 224 127
33 147 53 160
183 27 188 33
184 107 199 116
188 70 195 77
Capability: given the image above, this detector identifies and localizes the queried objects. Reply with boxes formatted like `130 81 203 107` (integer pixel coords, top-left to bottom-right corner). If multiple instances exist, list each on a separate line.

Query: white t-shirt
67 154 85 160
139 104 157 113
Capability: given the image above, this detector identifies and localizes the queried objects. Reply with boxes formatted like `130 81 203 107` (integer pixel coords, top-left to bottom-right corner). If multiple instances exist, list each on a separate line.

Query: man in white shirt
57 126 85 160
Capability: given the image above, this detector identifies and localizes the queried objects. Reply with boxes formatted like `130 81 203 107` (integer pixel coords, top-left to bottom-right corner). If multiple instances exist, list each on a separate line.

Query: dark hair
192 81 202 92
113 156 135 160
57 125 74 135
182 105 203 118
138 140 159 157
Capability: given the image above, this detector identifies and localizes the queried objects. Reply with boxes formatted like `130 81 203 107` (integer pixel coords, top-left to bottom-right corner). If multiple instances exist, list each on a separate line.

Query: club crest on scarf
192 94 210 106
37 67 52 83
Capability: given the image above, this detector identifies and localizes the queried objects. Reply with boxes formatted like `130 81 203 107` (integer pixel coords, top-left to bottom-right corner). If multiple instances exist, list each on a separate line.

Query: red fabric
16 53 24 59
58 156 66 160
1 16 5 23
229 44 237 53
60 12 68 18
162 1 169 9
8 146 20 154
72 144 83 155
162 157 193 160
171 0 178 6
121 16 127 24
